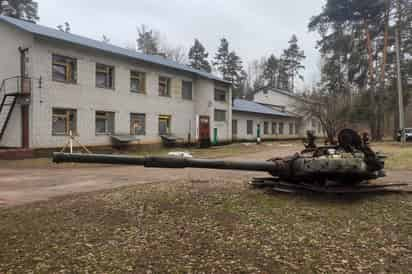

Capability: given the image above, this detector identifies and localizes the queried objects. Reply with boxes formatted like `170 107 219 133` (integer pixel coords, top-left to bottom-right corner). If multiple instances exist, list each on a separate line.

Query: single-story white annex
232 99 301 141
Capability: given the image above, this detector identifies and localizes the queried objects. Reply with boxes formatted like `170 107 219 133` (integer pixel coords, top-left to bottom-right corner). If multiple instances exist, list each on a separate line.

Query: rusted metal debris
53 128 405 195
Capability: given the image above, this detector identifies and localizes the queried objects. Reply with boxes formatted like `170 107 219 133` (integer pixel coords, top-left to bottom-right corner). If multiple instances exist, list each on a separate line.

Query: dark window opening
130 71 146 93
52 55 77 83
182 80 193 100
214 109 226 122
96 64 115 89
95 111 115 135
159 76 171 97
130 113 146 135
52 108 77 136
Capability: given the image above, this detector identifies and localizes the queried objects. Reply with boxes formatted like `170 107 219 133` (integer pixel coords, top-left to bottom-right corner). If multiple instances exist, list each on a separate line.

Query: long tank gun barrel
53 152 279 173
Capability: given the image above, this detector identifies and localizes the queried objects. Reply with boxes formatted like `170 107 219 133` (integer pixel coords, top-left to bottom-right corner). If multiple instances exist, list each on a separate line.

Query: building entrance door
198 116 211 148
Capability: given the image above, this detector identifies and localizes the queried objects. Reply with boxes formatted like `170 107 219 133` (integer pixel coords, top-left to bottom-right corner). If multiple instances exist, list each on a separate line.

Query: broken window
182 80 193 100
247 120 253 135
52 55 77 83
214 109 226 122
95 111 115 135
130 113 146 135
159 115 171 135
96 64 115 89
130 71 146 93
159 76 171 97
272 122 277 135
264 122 269 135
214 85 227 102
279 122 284 135
52 108 77 136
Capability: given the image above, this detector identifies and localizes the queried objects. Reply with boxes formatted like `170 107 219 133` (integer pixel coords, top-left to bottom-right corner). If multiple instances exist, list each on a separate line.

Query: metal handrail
0 76 32 95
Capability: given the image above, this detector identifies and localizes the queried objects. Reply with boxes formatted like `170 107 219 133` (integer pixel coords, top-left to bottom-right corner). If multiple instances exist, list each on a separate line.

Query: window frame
158 115 172 136
264 121 269 135
52 54 77 84
130 113 146 136
247 120 253 135
279 122 284 135
130 70 146 94
182 80 193 100
214 109 227 122
96 63 115 89
289 122 294 135
159 76 171 97
214 86 227 102
52 108 77 136
272 122 277 135
95 111 115 135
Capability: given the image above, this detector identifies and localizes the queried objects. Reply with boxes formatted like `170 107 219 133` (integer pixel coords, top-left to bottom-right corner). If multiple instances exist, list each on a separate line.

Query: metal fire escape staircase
0 77 31 141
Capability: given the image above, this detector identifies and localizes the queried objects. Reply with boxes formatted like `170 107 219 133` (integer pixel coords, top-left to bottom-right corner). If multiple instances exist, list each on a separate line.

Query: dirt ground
1 142 412 207
1 142 412 273
0 144 292 207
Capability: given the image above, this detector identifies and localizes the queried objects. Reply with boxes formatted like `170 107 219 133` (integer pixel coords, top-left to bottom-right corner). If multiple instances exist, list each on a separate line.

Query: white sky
36 0 325 90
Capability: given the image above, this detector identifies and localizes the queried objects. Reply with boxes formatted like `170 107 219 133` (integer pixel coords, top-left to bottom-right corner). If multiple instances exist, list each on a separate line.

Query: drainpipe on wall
18 47 30 149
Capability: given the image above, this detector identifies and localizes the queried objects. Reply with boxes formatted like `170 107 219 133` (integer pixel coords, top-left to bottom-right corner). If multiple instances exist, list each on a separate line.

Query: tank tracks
250 177 412 194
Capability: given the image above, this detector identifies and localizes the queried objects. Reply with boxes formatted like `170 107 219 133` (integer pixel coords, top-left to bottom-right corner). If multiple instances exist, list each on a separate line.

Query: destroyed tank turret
53 129 391 193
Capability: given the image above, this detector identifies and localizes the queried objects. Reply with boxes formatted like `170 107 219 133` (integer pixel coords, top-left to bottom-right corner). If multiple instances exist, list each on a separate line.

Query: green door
213 128 218 145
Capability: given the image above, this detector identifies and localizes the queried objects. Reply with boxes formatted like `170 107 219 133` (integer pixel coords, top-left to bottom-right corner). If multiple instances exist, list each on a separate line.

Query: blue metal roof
233 99 296 118
0 15 228 83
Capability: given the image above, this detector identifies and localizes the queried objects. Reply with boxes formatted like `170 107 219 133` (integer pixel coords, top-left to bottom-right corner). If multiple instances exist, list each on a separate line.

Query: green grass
1 181 411 273
373 142 412 170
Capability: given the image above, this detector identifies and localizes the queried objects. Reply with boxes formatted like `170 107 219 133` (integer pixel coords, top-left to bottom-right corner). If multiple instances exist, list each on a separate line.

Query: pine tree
188 39 211 73
277 57 290 90
0 0 39 22
213 38 246 97
137 24 159 55
262 54 279 89
282 35 306 91
213 38 230 79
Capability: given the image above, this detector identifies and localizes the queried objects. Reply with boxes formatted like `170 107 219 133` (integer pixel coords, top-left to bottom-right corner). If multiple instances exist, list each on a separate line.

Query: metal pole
395 0 405 144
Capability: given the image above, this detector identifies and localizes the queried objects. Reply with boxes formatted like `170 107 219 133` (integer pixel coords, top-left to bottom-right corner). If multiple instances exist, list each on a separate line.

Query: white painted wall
0 23 231 148
254 90 325 137
232 111 300 141
0 23 34 148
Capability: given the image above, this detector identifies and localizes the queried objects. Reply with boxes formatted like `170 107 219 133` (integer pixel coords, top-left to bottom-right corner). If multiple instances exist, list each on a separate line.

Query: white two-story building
0 16 232 150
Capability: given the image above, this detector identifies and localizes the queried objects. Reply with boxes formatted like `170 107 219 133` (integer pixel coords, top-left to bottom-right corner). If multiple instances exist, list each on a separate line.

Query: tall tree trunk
376 0 391 141
365 21 378 140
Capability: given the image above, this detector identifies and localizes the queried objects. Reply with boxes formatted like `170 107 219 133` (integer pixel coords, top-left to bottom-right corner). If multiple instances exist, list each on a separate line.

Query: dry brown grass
1 180 411 273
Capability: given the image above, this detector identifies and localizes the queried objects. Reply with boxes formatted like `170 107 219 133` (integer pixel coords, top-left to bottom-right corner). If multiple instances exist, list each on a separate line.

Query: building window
159 115 171 135
182 80 193 100
264 122 269 135
312 118 316 129
52 108 77 136
95 111 115 135
272 122 277 135
52 55 77 83
247 120 253 135
130 71 146 93
214 109 226 122
289 123 294 135
159 76 171 97
214 85 227 102
279 122 284 135
130 113 145 135
96 64 115 89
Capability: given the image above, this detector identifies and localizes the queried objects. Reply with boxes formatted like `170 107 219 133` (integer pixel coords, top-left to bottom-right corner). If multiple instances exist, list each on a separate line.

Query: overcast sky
37 0 325 90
